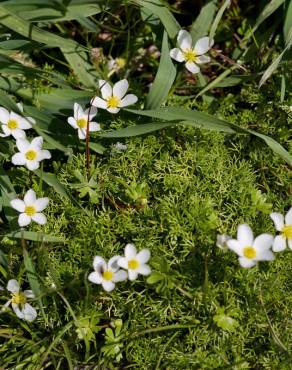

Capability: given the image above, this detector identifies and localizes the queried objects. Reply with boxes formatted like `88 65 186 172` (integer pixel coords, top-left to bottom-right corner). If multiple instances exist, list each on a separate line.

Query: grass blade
209 0 231 42
191 0 217 40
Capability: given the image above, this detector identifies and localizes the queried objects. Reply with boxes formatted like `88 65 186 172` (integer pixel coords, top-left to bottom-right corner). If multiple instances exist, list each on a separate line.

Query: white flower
67 103 100 140
91 79 138 114
170 30 213 74
117 244 151 281
227 224 275 268
216 234 231 249
10 189 49 227
88 256 127 292
0 104 35 139
3 279 37 322
11 136 51 171
270 207 292 252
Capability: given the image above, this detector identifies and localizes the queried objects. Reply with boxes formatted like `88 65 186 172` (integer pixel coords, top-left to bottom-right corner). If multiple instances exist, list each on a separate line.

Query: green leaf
147 272 164 284
4 231 64 243
134 0 180 39
209 0 231 42
146 31 176 109
190 0 217 40
0 249 8 267
23 248 42 298
284 1 292 42
99 122 172 138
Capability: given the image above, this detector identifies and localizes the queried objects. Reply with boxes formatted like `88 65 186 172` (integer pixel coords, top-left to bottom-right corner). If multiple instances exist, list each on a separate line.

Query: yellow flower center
183 48 197 62
7 119 18 130
116 57 126 69
25 205 36 216
281 225 292 239
128 259 139 270
11 292 26 305
102 270 114 281
77 118 87 129
106 96 120 109
25 150 37 161
243 246 256 259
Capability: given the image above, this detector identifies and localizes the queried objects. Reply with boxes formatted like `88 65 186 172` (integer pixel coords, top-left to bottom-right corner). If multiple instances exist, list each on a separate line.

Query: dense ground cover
0 0 291 369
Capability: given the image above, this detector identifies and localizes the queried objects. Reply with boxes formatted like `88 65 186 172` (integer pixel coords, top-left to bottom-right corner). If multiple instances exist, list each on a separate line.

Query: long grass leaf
209 0 231 42
191 0 217 40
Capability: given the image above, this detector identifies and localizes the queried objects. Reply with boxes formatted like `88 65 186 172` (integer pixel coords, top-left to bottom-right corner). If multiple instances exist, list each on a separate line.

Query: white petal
12 153 26 166
30 136 43 150
38 150 51 161
89 122 100 132
195 55 211 64
101 280 115 292
136 249 150 264
128 270 138 281
93 256 106 272
288 239 292 250
88 271 102 284
136 264 151 276
285 207 292 225
227 239 243 256
270 212 284 231
16 138 30 152
67 117 78 129
177 30 192 50
238 257 256 268
7 279 20 293
108 256 120 272
12 129 26 139
24 189 36 205
78 128 86 140
120 94 138 108
272 235 287 252
26 160 40 171
107 107 120 114
74 102 84 120
99 80 112 99
12 303 24 319
31 213 47 225
0 125 10 137
194 36 212 55
113 79 129 99
237 224 254 247
22 303 37 322
10 199 25 213
24 290 35 298
169 48 184 62
18 213 31 227
253 233 273 251
16 103 23 112
124 243 137 260
112 270 128 282
17 117 32 130
117 257 128 270
85 106 98 121
185 61 200 74
256 250 275 261
0 107 9 123
34 197 49 212
91 96 107 109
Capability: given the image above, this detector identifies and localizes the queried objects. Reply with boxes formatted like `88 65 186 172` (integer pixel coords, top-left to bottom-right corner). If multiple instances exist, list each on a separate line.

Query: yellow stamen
243 246 256 259
25 205 36 216
116 57 126 69
25 150 37 161
281 225 292 239
183 48 197 62
106 96 120 109
77 118 87 129
102 270 114 281
11 292 26 305
7 119 18 130
128 259 139 270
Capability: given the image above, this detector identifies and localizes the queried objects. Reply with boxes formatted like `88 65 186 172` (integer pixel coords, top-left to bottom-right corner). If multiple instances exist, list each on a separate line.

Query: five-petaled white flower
270 207 292 252
117 244 151 281
88 256 127 292
3 279 37 322
170 30 213 74
91 79 138 114
10 189 49 227
227 224 275 268
11 136 51 170
67 103 100 140
0 104 35 139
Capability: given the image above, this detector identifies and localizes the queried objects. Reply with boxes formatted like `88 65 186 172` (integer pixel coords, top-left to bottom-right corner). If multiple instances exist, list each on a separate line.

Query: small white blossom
227 224 274 268
216 234 231 249
270 207 292 252
3 279 37 322
170 30 213 74
67 103 100 140
113 142 128 152
0 104 35 139
10 189 49 227
88 256 127 292
117 244 151 281
91 79 138 114
11 136 51 171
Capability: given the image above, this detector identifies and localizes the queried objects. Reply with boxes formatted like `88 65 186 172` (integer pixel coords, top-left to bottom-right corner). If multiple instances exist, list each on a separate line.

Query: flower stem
85 102 93 180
